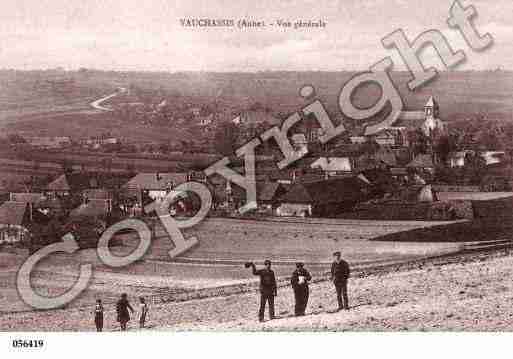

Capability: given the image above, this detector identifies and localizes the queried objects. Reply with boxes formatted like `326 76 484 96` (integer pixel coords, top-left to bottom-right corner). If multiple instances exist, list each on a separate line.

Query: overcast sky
0 0 510 71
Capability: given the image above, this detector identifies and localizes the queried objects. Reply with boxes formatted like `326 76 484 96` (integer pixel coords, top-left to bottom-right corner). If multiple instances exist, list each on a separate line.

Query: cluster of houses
1 96 511 248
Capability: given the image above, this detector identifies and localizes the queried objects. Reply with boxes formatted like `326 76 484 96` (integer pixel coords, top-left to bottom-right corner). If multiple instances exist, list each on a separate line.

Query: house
232 110 281 127
310 157 352 175
372 129 400 146
350 136 367 144
44 173 99 197
69 199 112 218
36 198 65 218
447 150 473 168
124 172 189 205
377 184 437 204
24 136 71 149
0 201 31 244
406 154 435 172
199 114 214 126
9 192 45 205
256 182 290 213
374 148 398 167
481 151 506 166
276 177 371 217
355 148 397 171
290 133 309 157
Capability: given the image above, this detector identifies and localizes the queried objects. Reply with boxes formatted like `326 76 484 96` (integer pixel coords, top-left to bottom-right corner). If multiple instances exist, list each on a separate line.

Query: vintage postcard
1 0 513 356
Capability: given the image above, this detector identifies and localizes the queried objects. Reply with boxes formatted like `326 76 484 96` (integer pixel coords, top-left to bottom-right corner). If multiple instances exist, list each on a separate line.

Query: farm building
9 192 45 205
256 182 291 214
407 154 435 172
69 199 112 219
276 177 371 217
371 129 400 146
124 172 189 201
310 157 352 175
44 173 92 197
24 136 71 149
0 201 32 244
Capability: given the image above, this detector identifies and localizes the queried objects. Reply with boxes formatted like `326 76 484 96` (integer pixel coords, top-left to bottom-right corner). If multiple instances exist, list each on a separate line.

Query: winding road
89 87 127 111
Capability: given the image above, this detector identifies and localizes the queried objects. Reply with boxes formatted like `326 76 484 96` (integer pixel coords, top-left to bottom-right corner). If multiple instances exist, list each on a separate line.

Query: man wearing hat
291 262 312 316
331 251 350 311
246 260 277 322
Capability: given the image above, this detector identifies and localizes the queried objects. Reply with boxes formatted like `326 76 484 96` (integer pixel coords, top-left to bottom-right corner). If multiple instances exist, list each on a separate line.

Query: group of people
91 252 349 330
94 294 149 332
247 251 350 322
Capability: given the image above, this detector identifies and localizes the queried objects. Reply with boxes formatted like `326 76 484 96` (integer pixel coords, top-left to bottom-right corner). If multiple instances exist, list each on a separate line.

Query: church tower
424 96 439 120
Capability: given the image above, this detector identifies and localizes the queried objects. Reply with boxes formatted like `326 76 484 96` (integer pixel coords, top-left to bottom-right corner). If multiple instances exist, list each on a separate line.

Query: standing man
291 262 311 316
246 259 277 322
94 299 104 332
116 293 135 331
331 251 350 311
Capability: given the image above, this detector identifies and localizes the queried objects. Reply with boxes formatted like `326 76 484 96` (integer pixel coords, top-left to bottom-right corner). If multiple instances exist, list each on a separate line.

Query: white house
310 157 352 174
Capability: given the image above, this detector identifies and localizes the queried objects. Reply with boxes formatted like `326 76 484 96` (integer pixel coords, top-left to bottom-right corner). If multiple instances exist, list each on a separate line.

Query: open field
2 70 513 143
0 218 467 315
3 242 513 331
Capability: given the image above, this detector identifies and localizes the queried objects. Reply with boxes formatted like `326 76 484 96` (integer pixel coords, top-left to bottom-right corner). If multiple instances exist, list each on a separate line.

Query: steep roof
0 201 29 225
69 199 110 218
237 110 281 127
278 177 369 205
45 174 71 191
310 157 352 172
45 173 100 192
83 188 111 199
10 193 45 204
374 149 397 167
392 111 426 129
257 182 290 202
407 154 434 168
377 185 436 203
125 173 189 190
425 96 437 108
258 182 280 202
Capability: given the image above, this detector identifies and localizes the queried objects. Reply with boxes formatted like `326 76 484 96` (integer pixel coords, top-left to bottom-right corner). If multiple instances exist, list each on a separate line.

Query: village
1 93 512 251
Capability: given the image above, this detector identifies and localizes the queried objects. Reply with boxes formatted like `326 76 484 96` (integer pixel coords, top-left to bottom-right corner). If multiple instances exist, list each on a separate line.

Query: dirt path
2 247 513 331
89 87 126 111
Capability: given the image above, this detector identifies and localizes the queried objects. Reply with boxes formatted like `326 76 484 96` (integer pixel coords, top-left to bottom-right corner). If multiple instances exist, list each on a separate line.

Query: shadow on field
371 220 512 243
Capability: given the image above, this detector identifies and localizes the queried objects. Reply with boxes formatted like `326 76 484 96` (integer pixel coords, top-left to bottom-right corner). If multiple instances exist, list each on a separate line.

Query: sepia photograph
1 0 513 357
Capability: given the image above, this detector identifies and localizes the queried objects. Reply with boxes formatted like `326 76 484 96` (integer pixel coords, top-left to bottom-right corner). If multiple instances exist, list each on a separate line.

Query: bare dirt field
0 218 465 315
2 245 513 331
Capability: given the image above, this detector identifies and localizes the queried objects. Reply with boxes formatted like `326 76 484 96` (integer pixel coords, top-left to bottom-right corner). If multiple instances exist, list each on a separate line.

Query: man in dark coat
291 262 311 316
331 251 350 311
116 293 135 331
247 259 277 322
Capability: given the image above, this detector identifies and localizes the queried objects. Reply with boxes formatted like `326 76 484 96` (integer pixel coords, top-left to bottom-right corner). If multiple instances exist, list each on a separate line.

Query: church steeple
424 96 439 119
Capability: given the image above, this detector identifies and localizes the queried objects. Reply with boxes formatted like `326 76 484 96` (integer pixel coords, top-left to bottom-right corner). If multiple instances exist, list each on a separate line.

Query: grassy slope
2 71 513 143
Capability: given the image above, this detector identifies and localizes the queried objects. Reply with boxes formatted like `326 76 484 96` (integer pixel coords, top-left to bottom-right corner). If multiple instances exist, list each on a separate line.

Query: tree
463 152 487 185
60 159 74 174
7 133 26 144
408 129 429 156
214 123 239 156
434 135 455 165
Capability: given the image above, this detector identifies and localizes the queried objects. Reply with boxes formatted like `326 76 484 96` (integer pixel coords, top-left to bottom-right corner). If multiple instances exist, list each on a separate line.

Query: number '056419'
12 339 44 349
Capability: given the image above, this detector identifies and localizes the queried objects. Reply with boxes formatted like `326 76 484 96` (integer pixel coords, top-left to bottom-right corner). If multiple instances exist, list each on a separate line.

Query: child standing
94 299 104 332
139 297 149 329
